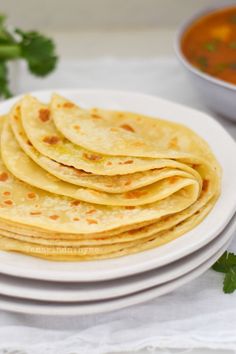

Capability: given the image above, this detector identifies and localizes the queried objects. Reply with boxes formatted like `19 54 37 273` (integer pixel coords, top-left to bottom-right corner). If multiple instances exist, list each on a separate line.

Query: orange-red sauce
181 6 236 85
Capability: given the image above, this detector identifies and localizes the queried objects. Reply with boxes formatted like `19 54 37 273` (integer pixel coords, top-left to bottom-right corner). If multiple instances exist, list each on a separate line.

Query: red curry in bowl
181 6 236 85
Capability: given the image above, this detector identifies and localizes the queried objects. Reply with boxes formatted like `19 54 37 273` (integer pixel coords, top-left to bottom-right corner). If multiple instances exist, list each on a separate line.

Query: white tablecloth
1 57 236 354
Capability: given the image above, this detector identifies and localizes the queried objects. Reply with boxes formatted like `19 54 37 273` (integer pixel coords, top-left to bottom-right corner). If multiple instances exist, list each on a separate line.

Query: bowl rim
174 2 236 92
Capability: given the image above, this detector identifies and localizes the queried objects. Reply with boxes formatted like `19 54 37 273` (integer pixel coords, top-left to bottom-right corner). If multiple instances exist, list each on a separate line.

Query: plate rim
0 239 230 316
0 88 235 282
0 212 235 303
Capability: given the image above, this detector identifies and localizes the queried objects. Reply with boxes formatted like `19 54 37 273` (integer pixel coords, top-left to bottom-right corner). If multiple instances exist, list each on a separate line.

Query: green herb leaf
212 251 236 273
213 252 236 294
0 14 16 45
230 63 236 71
223 267 236 293
214 62 228 74
0 15 58 98
204 40 218 52
229 41 236 49
0 60 12 98
230 14 236 24
15 29 58 76
197 56 208 70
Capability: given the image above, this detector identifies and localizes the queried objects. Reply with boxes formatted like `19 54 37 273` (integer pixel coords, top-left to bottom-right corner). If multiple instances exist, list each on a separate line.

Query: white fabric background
0 57 236 354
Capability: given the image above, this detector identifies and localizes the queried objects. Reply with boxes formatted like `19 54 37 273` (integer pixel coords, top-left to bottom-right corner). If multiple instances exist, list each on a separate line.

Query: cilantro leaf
0 14 16 44
212 251 236 294
212 251 236 273
15 29 58 76
223 267 236 293
0 60 12 98
0 15 58 98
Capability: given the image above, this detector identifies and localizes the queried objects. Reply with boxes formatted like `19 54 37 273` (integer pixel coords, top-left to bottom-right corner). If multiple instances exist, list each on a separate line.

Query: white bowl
174 3 236 122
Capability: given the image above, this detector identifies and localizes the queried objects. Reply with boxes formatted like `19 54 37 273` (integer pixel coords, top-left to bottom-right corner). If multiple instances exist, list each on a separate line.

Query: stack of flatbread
0 94 221 261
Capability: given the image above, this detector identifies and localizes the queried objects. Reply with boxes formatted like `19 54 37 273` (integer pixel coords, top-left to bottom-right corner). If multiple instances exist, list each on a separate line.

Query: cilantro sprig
212 251 236 293
0 14 58 98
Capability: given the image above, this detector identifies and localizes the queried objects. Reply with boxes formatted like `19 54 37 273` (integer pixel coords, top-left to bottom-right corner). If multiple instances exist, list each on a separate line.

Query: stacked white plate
0 90 236 316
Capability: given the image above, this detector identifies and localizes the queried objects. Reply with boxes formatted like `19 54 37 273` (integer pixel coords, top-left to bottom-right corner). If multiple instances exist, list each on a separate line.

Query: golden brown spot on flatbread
202 179 209 191
83 153 102 162
63 102 75 108
128 229 136 235
0 172 8 181
73 217 80 221
107 162 112 166
169 176 179 184
73 125 80 131
30 211 42 216
168 137 179 149
125 206 135 210
38 108 50 122
74 169 90 176
27 192 36 199
105 183 113 188
120 124 135 133
128 226 145 235
43 136 60 145
49 215 59 220
3 191 10 196
91 113 102 119
87 218 98 224
119 160 134 165
27 140 33 146
123 160 134 165
14 115 18 120
124 180 132 186
4 199 13 206
71 200 80 206
86 209 96 215
124 189 147 199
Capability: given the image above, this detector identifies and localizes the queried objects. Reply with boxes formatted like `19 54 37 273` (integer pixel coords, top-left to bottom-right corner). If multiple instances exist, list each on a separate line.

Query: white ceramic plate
0 239 230 316
0 213 235 303
0 89 235 282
